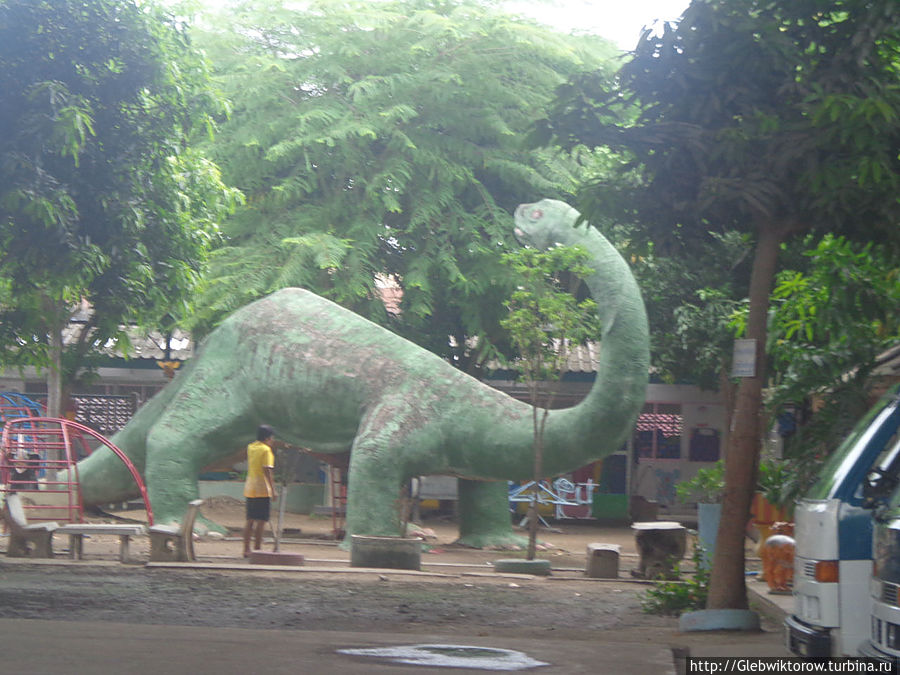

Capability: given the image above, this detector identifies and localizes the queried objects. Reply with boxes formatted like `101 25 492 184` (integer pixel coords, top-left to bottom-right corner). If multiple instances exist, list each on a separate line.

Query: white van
786 385 900 656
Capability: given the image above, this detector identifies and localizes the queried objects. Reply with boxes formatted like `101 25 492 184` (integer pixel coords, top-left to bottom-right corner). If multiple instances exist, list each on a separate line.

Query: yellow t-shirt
243 441 275 498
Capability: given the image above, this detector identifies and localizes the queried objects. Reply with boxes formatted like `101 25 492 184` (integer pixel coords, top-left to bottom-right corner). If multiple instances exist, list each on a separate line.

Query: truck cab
786 385 900 657
858 432 900 660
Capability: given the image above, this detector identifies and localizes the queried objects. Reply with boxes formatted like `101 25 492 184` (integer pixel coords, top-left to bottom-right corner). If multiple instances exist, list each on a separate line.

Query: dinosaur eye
531 209 543 219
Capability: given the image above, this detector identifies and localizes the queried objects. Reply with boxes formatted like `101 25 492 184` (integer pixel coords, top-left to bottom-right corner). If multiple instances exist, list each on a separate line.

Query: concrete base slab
679 609 761 632
248 551 305 566
493 558 552 576
350 535 422 570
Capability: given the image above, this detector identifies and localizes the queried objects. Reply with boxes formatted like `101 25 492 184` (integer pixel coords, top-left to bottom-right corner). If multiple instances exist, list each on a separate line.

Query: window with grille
634 403 683 460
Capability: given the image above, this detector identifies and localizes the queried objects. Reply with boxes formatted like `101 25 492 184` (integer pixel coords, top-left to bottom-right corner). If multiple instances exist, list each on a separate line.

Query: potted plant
677 461 725 570
752 459 796 564
677 461 726 505
755 459 795 522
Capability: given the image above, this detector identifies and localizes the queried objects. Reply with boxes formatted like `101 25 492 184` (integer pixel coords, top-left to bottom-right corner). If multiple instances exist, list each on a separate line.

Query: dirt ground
0 497 780 650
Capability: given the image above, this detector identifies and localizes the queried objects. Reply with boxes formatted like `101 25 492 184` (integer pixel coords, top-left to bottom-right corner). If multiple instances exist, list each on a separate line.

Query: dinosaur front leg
144 457 214 532
456 479 528 550
344 449 407 544
143 425 235 536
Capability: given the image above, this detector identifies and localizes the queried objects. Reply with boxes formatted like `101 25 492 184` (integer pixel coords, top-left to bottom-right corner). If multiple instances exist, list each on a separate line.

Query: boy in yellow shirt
243 424 277 557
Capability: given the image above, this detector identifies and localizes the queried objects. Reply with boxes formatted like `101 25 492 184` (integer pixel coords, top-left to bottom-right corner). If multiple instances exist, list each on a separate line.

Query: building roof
484 340 601 375
62 324 194 361
873 343 900 380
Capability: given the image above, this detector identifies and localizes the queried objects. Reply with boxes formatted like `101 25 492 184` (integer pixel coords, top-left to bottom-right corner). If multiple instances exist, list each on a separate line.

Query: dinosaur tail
75 373 185 506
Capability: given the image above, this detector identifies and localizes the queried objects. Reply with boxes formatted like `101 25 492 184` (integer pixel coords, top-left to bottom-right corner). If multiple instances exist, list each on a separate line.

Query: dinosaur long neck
540 212 649 475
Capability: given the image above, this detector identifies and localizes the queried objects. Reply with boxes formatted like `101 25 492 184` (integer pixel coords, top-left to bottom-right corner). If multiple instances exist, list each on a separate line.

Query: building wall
629 383 727 508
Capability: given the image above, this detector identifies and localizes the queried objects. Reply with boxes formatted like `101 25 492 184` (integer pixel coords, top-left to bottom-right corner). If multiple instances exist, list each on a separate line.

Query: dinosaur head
513 199 581 250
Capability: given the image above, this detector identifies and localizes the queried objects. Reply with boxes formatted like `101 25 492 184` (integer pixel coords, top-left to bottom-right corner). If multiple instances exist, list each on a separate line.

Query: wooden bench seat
56 523 146 563
3 493 58 558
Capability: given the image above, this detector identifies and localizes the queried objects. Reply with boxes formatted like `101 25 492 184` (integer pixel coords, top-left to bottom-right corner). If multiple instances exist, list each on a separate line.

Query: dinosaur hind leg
456 479 528 550
342 404 412 547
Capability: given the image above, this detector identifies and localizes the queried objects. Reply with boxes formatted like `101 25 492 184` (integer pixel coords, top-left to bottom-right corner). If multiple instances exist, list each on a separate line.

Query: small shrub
675 461 725 504
640 545 709 615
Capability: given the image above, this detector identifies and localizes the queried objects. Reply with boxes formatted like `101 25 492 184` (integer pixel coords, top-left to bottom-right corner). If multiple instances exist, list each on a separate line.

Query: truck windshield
805 387 900 502
863 434 900 506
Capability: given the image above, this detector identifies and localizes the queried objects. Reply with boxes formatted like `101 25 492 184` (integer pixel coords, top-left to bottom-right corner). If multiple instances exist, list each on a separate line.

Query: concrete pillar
586 543 620 578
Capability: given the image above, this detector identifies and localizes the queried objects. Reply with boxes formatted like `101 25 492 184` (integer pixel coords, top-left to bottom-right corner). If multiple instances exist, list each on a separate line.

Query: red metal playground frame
0 417 153 525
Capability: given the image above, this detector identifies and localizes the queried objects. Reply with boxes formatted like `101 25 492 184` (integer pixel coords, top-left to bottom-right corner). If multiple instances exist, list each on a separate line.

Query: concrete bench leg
9 532 54 558
149 533 180 562
68 534 84 560
148 500 203 563
118 535 132 563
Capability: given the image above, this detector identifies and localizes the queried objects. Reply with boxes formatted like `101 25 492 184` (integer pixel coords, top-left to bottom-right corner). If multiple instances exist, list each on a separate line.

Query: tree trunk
706 224 784 609
526 403 543 561
47 319 64 421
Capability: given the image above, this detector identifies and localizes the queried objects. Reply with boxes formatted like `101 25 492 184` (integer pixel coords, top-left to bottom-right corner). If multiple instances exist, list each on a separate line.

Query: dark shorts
246 497 271 522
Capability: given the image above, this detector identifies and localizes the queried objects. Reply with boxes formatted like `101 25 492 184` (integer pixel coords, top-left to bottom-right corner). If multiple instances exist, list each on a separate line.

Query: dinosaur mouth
513 227 526 244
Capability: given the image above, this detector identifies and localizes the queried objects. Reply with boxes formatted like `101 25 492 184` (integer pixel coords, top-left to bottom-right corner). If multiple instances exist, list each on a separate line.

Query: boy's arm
264 466 276 499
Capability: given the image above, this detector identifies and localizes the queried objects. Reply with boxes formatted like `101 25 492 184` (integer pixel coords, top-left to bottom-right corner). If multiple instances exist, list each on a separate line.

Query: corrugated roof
61 324 194 361
484 340 601 374
873 344 900 378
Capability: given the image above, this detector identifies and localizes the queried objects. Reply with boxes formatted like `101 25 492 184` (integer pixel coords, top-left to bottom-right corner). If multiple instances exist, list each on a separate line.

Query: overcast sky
507 0 691 50
193 1 692 52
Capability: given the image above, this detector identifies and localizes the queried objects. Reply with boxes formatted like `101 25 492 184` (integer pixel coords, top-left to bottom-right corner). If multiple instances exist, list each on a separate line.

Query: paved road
0 550 793 673
1 618 677 674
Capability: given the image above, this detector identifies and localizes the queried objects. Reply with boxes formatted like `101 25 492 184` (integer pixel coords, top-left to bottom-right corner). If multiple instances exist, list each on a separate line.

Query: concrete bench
56 523 146 563
148 499 204 562
2 493 58 558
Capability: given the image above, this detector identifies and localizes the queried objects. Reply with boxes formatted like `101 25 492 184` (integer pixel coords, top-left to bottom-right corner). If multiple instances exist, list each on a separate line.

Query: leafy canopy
0 0 238 393
535 0 900 610
537 0 900 398
191 0 617 369
499 242 600 560
541 0 900 248
761 235 900 486
500 245 600 386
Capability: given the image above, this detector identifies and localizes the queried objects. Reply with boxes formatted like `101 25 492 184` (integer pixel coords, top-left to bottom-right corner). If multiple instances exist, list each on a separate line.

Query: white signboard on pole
732 339 757 378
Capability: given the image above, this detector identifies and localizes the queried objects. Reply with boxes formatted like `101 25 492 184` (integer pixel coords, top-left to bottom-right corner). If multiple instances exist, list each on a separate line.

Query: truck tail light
814 560 839 583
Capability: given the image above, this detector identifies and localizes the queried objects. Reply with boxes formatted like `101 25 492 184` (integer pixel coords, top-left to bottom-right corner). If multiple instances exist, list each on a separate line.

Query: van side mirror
863 467 898 509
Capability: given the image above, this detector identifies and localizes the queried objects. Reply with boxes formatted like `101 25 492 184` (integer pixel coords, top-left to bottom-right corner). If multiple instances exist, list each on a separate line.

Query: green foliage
677 458 798 512
538 0 900 389
0 0 240 394
190 0 617 368
766 235 900 404
756 459 796 515
734 235 900 474
542 0 900 249
641 544 710 615
499 243 601 560
631 231 752 388
500 245 601 385
676 461 725 505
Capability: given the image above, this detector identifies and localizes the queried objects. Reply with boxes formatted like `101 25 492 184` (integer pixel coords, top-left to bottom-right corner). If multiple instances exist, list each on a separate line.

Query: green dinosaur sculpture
74 199 649 547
